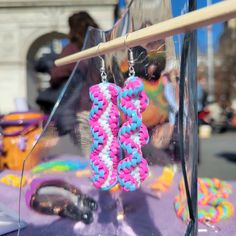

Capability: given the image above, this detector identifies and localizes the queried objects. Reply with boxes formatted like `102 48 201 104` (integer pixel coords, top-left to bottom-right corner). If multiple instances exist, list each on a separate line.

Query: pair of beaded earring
89 49 149 192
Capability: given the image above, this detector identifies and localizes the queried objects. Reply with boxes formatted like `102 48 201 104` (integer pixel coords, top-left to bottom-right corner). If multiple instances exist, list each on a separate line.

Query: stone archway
26 31 67 109
0 1 115 113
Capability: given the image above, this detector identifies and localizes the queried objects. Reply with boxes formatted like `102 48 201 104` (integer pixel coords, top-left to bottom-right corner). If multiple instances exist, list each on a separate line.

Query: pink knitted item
117 76 149 191
89 82 120 190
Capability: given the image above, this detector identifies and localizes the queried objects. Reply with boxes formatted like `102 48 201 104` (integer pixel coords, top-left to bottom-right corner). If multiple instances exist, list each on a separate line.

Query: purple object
25 178 97 224
0 112 47 137
163 78 178 125
34 134 41 142
0 165 235 236
18 136 27 151
25 178 52 207
0 122 39 137
0 136 3 155
25 178 70 208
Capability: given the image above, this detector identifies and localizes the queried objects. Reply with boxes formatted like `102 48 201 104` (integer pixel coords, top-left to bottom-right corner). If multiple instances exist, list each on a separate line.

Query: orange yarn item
119 77 168 128
150 167 175 192
0 112 45 170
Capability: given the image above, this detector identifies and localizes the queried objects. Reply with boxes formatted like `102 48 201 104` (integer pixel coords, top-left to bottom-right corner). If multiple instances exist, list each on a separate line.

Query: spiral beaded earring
89 55 121 190
117 48 150 191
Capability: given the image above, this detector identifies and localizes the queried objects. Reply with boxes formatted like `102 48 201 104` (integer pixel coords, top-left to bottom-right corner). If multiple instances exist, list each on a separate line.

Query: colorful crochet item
76 169 91 178
0 135 3 155
150 166 176 192
109 183 121 193
198 178 232 205
89 82 120 190
117 76 149 191
0 174 27 188
32 160 88 174
141 77 168 127
162 73 178 125
174 178 234 224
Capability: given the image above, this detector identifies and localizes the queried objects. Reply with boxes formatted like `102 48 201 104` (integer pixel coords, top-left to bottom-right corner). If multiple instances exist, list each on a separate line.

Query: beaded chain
174 178 234 224
117 76 149 191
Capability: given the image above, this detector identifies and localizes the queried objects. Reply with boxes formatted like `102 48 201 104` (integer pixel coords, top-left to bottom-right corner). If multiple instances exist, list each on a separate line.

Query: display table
0 159 235 236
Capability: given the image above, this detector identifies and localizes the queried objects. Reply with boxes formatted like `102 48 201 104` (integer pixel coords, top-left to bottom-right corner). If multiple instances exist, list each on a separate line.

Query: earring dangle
89 56 120 190
117 48 150 191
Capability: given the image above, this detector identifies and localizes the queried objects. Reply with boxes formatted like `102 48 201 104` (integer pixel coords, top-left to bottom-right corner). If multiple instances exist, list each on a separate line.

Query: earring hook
128 49 135 77
123 34 135 77
123 33 129 48
97 43 107 82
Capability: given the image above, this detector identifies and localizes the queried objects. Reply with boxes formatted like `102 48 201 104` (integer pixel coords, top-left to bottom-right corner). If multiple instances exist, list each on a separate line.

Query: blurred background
0 1 235 235
0 0 235 177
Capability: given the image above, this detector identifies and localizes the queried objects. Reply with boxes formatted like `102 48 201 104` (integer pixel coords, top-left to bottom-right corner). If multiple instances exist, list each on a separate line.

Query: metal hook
97 43 107 82
123 34 135 77
123 33 129 49
204 219 221 233
128 48 135 77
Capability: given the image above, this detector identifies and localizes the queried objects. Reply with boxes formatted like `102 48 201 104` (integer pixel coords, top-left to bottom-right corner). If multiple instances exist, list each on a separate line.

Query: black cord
179 32 195 236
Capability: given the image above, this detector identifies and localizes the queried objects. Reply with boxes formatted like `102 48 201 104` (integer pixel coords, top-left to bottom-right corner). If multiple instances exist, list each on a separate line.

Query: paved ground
198 131 236 180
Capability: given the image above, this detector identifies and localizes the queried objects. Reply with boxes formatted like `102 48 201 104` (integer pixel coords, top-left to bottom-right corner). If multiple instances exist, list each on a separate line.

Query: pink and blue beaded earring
89 56 120 190
117 49 150 191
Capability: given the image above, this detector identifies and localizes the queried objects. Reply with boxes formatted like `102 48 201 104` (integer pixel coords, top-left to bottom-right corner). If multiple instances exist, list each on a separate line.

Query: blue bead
93 175 99 181
128 109 133 116
100 170 104 177
93 165 99 173
98 136 103 143
94 132 99 139
130 185 136 191
122 162 127 169
119 179 125 186
127 144 132 154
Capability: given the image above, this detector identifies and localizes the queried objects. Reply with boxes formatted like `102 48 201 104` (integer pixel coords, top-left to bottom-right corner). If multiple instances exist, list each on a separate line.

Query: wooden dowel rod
55 0 236 66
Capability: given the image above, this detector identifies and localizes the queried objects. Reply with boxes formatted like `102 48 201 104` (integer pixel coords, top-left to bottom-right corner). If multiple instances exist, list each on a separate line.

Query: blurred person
50 11 99 88
197 74 208 113
36 11 99 113
197 81 204 112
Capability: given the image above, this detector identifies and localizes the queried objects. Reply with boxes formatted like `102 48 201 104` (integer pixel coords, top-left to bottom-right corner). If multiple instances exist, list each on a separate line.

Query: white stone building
0 0 115 113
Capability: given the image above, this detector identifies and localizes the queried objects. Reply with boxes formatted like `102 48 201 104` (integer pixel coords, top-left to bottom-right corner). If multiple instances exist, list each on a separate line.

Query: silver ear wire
128 48 135 77
204 220 221 233
123 34 135 77
100 56 107 82
97 43 107 82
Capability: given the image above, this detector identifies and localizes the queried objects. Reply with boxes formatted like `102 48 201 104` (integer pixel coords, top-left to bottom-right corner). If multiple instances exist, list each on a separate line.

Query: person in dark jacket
50 11 99 88
36 11 99 112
